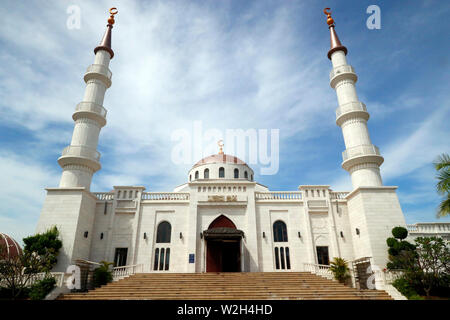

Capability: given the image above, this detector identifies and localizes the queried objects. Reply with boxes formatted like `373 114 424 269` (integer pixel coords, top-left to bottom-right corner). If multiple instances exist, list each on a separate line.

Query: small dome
193 153 247 168
0 233 22 260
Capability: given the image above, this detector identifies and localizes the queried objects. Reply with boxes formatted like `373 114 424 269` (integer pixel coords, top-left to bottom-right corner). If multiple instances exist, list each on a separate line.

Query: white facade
35 13 450 284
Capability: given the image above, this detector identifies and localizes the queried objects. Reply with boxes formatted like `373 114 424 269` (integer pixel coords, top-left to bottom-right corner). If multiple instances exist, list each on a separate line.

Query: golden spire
108 7 118 25
218 140 224 154
94 8 118 59
323 8 334 26
323 8 347 60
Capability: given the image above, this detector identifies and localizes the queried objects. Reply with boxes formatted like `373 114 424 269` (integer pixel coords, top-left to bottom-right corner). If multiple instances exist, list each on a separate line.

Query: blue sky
0 0 449 243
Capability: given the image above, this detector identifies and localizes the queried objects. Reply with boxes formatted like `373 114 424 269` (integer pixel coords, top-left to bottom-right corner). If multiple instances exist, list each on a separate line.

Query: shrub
23 226 62 272
386 227 416 271
386 237 397 248
93 261 113 287
392 226 408 240
28 277 56 300
329 257 351 284
392 277 424 300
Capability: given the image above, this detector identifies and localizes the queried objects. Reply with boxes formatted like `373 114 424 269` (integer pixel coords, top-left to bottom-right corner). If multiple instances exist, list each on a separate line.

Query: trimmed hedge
28 277 56 300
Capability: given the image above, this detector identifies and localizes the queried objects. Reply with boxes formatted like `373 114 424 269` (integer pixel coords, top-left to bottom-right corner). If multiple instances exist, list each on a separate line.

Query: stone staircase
58 272 393 300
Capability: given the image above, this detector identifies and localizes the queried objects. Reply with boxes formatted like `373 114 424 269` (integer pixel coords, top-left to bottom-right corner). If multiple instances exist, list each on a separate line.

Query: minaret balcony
341 144 384 171
58 145 101 171
72 102 107 127
335 101 369 126
329 65 357 88
84 64 112 88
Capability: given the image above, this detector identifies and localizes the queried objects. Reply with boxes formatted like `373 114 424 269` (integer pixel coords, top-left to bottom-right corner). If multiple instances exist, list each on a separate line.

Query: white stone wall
347 187 406 269
36 188 96 272
41 178 416 276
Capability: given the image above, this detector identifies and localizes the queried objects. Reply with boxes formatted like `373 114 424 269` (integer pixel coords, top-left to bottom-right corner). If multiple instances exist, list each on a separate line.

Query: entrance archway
204 215 243 272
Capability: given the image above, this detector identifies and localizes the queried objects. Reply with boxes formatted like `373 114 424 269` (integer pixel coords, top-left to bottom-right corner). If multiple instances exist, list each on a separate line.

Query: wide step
58 272 392 300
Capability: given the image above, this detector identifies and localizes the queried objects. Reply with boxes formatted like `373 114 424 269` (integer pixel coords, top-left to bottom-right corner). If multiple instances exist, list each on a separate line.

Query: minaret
58 8 118 191
324 8 384 189
36 8 119 272
324 9 406 278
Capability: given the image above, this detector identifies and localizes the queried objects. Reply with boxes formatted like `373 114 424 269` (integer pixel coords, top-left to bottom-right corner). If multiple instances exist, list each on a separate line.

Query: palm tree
434 153 450 217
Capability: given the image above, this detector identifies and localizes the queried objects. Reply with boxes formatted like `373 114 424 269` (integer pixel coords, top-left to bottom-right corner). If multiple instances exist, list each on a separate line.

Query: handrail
112 264 144 281
303 263 333 279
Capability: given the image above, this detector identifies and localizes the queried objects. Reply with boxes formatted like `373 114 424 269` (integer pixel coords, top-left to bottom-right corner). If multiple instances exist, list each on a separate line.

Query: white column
330 50 384 188
58 50 112 191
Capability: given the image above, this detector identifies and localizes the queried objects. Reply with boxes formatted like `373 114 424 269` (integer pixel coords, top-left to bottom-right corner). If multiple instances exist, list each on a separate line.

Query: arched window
273 220 288 242
251 174 253 181
234 168 239 178
195 171 199 179
156 221 171 243
244 171 248 179
204 168 209 179
219 167 225 178
189 175 192 182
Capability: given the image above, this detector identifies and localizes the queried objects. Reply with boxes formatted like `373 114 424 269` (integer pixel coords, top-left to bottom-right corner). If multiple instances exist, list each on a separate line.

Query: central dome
193 153 247 168
188 152 254 182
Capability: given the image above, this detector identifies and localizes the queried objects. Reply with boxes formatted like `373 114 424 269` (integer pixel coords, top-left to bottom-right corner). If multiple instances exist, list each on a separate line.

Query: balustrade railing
61 145 101 161
255 192 303 200
75 101 107 118
141 192 190 201
335 101 367 119
25 272 66 287
112 264 144 281
329 65 355 81
94 192 114 200
407 223 450 234
342 144 380 162
303 263 333 279
330 191 349 199
86 64 112 79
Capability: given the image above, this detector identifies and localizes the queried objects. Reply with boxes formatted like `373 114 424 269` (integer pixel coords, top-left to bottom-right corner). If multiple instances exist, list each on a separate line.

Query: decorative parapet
335 101 369 126
93 192 114 200
141 192 190 201
329 65 357 88
330 191 349 200
196 185 248 193
61 145 101 161
407 223 450 235
255 191 303 201
342 144 380 162
84 63 112 87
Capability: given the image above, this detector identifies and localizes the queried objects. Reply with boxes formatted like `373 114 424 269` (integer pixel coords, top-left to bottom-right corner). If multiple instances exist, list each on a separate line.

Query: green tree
414 237 450 297
386 226 416 270
0 227 63 299
0 249 53 299
434 153 450 217
22 226 62 272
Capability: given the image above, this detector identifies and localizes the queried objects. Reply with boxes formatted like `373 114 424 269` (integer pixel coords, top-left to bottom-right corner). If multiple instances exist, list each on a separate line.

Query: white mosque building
35 9 449 284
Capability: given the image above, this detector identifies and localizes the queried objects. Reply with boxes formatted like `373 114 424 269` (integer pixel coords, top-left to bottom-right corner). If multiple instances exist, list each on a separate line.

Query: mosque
34 8 449 284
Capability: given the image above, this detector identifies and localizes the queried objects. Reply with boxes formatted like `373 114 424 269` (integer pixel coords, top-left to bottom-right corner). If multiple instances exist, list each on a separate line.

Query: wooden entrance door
206 239 240 272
